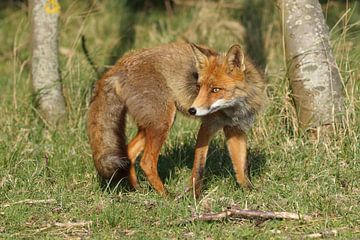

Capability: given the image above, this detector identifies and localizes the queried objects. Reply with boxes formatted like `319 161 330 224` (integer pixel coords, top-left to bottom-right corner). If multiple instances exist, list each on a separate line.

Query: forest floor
1 1 360 239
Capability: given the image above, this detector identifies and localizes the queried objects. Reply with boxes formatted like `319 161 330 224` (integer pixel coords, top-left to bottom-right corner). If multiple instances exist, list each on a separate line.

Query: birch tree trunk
31 0 66 124
279 0 344 130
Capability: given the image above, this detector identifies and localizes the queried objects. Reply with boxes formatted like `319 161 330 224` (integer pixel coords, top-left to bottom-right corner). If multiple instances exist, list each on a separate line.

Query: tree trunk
279 0 344 130
31 0 66 125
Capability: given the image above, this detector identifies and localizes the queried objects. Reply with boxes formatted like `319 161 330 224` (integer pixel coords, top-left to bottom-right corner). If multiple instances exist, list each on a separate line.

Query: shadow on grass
97 173 134 194
157 138 267 190
98 137 267 195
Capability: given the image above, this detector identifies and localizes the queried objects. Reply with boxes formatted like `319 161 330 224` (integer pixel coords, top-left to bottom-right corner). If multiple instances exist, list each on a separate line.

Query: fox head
188 44 247 116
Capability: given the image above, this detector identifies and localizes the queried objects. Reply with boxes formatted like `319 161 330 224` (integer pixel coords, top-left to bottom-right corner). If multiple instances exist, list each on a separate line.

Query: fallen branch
1 199 56 208
188 205 312 223
170 206 312 226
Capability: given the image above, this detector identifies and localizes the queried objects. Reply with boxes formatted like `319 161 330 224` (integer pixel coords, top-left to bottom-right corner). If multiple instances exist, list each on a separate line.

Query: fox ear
190 43 212 69
226 44 246 72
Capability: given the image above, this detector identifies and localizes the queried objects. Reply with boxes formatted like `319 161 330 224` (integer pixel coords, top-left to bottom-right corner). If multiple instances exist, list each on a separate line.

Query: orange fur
87 43 266 197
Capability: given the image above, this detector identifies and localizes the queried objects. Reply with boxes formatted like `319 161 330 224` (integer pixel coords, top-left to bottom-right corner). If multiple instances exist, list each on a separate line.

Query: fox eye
211 88 221 93
196 84 200 92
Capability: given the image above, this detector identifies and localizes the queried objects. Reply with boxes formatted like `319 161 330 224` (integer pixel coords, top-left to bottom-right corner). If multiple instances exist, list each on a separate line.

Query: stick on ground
53 221 93 228
1 199 56 208
190 206 312 223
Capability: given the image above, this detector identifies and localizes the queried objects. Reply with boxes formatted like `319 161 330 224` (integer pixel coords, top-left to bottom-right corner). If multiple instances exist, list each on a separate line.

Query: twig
1 198 56 208
53 221 93 228
189 205 312 223
81 35 101 78
31 221 93 235
303 229 338 239
193 208 312 222
33 224 52 234
170 206 312 226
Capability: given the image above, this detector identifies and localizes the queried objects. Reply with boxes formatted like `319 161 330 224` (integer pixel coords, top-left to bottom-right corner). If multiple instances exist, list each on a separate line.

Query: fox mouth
189 99 237 116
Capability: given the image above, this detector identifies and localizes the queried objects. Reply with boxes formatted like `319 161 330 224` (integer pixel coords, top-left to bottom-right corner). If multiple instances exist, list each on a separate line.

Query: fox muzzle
188 107 197 115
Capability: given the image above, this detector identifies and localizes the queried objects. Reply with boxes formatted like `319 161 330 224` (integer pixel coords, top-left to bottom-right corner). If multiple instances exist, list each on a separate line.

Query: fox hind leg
127 128 145 189
139 103 176 196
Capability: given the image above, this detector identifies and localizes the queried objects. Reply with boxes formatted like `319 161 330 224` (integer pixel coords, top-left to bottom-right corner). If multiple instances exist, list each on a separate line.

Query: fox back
108 43 217 115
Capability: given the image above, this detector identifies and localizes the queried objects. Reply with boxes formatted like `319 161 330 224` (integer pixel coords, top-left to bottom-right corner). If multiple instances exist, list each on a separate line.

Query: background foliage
1 0 359 238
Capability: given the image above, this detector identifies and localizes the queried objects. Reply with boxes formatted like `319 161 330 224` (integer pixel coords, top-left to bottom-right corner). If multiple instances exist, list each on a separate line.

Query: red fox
87 43 265 197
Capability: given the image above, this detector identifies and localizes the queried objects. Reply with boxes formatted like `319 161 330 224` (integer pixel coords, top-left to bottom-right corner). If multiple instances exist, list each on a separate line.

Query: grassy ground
1 0 360 239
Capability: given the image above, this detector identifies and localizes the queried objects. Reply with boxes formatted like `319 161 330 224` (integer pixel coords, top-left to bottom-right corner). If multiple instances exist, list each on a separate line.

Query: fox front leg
190 122 220 198
223 126 252 189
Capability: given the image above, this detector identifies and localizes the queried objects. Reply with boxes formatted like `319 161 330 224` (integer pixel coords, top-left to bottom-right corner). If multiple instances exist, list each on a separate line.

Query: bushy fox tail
87 77 130 183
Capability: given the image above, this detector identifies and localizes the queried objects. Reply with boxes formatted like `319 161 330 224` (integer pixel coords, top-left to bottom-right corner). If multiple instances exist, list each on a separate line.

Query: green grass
1 0 360 239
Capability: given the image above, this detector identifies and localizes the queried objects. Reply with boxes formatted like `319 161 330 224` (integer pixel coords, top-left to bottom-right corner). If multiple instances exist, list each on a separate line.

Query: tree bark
31 0 66 125
279 0 344 130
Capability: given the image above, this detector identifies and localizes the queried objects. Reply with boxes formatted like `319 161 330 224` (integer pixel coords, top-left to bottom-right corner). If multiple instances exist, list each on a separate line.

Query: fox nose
188 107 197 115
